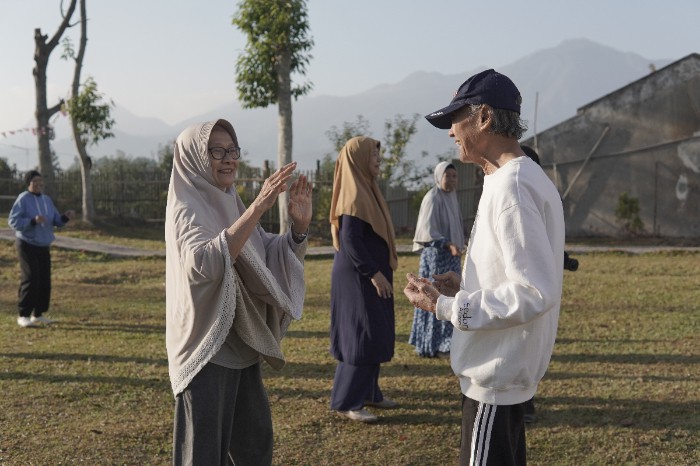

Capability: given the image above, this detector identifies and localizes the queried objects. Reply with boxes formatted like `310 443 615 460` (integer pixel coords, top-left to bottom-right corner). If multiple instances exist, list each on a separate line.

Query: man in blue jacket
8 170 75 327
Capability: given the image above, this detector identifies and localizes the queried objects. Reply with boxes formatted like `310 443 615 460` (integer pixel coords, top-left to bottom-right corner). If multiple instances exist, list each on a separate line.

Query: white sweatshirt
435 156 565 405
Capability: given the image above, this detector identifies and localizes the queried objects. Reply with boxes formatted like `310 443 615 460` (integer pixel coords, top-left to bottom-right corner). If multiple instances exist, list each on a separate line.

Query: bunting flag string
0 126 50 138
1 112 64 140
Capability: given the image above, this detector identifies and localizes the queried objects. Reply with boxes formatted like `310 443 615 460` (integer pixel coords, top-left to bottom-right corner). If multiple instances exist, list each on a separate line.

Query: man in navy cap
404 69 565 465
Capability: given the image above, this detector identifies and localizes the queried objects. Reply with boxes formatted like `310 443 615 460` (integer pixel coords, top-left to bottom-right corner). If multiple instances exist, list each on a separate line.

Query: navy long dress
330 215 394 410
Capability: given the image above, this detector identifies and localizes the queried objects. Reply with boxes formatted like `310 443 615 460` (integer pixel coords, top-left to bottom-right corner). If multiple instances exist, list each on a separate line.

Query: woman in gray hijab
165 119 312 465
409 161 464 357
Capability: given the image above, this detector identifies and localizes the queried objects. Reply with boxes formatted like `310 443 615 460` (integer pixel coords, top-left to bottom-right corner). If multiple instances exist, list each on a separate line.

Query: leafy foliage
308 154 334 224
59 35 75 60
157 142 174 175
64 77 115 147
0 157 18 180
324 113 432 189
381 113 421 185
324 115 372 154
232 0 313 108
615 192 645 235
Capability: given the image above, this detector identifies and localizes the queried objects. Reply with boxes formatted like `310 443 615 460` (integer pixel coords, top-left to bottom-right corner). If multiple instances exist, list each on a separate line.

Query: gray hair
462 104 528 139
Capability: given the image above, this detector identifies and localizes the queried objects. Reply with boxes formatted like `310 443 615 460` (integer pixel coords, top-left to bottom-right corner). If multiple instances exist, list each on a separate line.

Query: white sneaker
337 409 378 423
31 315 55 325
17 316 37 328
365 398 399 409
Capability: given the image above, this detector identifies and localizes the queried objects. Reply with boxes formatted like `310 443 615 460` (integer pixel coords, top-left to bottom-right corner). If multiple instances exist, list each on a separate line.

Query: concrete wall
523 54 700 237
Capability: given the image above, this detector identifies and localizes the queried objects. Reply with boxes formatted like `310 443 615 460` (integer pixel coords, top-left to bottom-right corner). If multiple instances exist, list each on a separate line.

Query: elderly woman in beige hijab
329 136 398 423
165 119 311 465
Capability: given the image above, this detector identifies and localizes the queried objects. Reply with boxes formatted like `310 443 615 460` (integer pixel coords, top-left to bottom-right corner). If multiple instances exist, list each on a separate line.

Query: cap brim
425 100 469 129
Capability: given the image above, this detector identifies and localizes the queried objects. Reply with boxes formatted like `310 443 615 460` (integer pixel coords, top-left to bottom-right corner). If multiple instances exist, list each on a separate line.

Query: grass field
0 230 698 465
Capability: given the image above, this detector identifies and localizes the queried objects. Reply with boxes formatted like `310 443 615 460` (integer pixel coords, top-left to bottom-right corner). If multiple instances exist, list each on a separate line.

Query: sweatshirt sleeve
8 195 32 232
436 203 562 331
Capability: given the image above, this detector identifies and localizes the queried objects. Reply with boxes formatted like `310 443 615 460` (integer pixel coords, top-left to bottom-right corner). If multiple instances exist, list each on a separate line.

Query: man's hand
432 271 461 297
404 273 441 313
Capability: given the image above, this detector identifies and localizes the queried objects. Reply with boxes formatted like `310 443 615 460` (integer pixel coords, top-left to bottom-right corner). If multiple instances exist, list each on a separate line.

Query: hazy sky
1 0 698 137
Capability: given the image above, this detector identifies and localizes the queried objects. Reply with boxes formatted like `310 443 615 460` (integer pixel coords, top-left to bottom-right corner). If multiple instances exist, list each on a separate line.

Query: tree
381 113 421 186
0 157 18 180
156 142 174 175
324 115 372 153
232 0 313 233
315 115 372 228
62 0 115 225
64 77 115 224
33 0 78 196
325 113 427 188
615 192 645 236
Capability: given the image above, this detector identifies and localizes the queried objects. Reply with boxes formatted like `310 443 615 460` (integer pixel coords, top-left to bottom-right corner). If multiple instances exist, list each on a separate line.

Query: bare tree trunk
32 0 78 196
276 48 293 233
69 0 95 224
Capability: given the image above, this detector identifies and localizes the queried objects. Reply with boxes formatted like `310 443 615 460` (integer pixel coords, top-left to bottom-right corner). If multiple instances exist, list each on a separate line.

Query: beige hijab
165 119 305 396
329 136 398 270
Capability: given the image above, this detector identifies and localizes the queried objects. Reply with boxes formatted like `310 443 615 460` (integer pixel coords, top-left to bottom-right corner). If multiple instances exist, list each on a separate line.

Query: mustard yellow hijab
329 136 398 270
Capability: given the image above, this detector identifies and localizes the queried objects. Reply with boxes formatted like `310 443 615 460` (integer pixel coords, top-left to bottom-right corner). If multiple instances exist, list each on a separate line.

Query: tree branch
46 0 78 50
47 99 65 118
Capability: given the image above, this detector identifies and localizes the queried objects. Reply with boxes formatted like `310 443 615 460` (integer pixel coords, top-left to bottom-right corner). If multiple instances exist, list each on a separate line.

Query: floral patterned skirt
408 245 461 357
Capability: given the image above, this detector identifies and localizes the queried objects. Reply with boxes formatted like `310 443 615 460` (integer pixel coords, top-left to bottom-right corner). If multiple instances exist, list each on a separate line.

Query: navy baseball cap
425 69 522 129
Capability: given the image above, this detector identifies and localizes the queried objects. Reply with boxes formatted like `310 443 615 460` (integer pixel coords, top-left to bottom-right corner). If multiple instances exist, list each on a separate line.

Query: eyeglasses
208 146 241 160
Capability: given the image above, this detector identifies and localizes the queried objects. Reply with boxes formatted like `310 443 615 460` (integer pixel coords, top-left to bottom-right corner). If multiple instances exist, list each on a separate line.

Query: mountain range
7 38 673 172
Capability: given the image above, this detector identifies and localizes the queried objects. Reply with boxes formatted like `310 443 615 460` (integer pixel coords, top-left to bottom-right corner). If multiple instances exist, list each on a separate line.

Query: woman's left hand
288 174 312 233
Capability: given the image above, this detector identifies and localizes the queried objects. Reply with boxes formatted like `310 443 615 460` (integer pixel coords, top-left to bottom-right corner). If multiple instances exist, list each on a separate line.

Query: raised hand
252 162 297 212
288 174 312 234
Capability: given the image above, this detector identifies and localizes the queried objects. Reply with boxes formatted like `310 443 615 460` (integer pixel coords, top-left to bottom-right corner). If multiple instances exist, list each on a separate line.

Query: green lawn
0 237 698 465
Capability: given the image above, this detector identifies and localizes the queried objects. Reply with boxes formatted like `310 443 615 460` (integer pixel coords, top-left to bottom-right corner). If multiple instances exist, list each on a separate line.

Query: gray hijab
412 161 465 251
164 119 305 396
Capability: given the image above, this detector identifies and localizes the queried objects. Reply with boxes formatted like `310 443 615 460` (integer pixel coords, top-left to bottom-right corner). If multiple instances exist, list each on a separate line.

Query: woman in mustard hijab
329 136 398 423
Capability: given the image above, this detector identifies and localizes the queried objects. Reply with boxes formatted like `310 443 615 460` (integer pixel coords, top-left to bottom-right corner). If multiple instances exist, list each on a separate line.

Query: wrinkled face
448 105 483 165
368 144 381 179
208 126 239 190
440 167 458 192
28 175 43 194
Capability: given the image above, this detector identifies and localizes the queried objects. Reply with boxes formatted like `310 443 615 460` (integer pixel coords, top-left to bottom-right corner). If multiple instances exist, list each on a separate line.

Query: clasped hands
34 209 76 225
403 270 460 313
